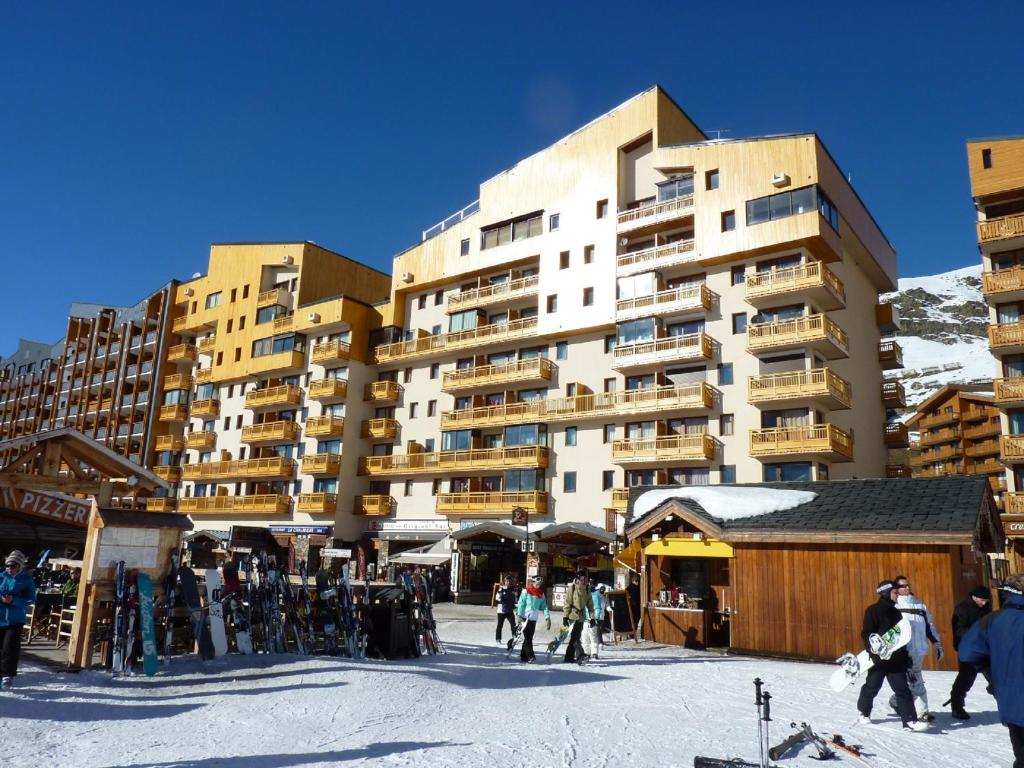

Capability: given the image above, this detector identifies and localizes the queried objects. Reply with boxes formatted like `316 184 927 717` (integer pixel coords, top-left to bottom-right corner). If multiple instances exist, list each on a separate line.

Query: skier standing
516 575 550 663
0 550 36 691
562 571 594 663
582 582 606 659
959 574 1024 767
888 576 943 721
495 576 517 644
856 579 926 731
949 584 994 720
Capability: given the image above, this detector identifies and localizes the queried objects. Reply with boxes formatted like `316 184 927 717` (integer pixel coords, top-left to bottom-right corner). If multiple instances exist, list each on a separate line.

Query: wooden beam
0 474 135 496
41 440 63 477
0 444 42 475
69 501 101 670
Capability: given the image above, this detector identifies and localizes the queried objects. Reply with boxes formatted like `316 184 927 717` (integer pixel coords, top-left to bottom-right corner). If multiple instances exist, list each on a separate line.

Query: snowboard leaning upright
204 568 229 656
178 566 216 661
830 616 912 691
136 573 159 676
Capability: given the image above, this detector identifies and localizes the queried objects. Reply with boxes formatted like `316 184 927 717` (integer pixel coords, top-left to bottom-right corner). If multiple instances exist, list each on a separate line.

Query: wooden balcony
750 424 854 461
885 465 912 479
747 314 849 358
878 340 904 370
167 343 197 364
306 414 345 438
272 315 294 333
612 332 713 370
990 321 1024 352
1000 435 1024 463
920 426 961 446
884 422 911 448
240 420 300 444
163 373 194 391
179 494 292 515
375 317 539 364
615 283 713 321
966 439 1000 458
301 453 342 476
297 492 338 513
919 410 959 429
447 274 539 312
257 287 286 308
159 404 189 422
195 368 213 384
198 336 216 354
359 446 549 476
435 491 548 516
745 262 846 310
995 377 1024 405
441 357 555 393
1005 493 1024 515
186 431 217 450
440 383 716 429
155 434 184 452
145 498 177 512
962 407 991 423
311 340 351 366
747 368 851 410
245 384 302 410
968 458 1004 475
361 418 399 440
978 212 1024 244
153 466 182 483
172 316 188 334
882 381 907 407
617 196 694 233
612 433 716 464
309 378 349 402
354 495 396 516
917 444 960 464
983 267 1024 300
964 420 1001 440
181 457 296 481
364 381 402 402
191 399 220 419
616 239 698 276
251 349 306 374
611 488 629 510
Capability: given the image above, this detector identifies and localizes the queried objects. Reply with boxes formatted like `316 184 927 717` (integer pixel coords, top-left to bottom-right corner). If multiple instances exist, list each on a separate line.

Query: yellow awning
643 538 734 558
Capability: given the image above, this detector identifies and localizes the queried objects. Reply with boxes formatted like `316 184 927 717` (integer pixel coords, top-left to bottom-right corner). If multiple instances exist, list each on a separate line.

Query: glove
589 620 596 628
935 643 944 661
562 617 570 628
545 617 551 631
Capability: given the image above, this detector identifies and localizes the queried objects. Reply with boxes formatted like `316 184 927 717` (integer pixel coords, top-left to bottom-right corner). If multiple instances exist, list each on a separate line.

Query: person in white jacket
888 576 944 721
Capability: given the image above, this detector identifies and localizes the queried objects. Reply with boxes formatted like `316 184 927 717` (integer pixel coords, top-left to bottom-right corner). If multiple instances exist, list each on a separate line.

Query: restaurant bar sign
0 487 90 528
268 525 331 535
1003 515 1024 538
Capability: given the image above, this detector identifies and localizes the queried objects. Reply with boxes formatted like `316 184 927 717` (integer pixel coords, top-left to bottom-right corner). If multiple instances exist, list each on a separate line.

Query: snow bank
633 486 816 521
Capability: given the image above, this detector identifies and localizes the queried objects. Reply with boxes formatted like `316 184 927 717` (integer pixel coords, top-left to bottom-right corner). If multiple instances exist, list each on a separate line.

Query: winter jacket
517 586 550 623
896 593 940 658
0 568 36 627
952 595 991 652
563 582 594 623
495 585 517 615
861 595 911 672
959 592 1024 726
586 588 605 622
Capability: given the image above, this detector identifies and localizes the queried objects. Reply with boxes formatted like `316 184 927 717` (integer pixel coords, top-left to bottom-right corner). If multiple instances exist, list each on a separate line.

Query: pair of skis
111 561 159 676
770 723 871 766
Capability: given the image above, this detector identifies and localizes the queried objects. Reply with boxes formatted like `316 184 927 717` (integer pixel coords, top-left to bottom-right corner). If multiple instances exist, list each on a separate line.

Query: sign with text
323 547 352 559
0 487 90 528
268 525 331 535
367 519 449 532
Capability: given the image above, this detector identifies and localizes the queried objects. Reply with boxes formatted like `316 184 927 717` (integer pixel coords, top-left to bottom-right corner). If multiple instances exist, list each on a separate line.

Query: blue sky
2 2 1022 352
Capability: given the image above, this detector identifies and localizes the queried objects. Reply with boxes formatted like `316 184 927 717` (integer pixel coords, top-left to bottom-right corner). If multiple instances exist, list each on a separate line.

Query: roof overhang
451 522 527 543
537 521 617 545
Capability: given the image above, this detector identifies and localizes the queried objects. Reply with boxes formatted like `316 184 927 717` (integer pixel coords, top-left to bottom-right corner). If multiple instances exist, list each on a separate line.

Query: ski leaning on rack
162 551 179 664
136 573 159 676
221 562 252 654
204 568 229 657
111 561 127 675
178 566 215 661
314 569 343 655
342 564 364 658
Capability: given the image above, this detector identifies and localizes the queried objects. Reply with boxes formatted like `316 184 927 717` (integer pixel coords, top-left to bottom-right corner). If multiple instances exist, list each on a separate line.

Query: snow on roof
634 486 816 522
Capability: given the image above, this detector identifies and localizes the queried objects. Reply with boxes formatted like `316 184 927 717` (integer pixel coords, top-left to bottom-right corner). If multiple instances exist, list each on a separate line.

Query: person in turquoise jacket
516 575 550 663
1 550 36 689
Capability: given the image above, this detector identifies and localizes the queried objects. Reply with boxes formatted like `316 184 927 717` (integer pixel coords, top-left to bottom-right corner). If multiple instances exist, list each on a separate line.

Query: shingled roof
625 477 1002 550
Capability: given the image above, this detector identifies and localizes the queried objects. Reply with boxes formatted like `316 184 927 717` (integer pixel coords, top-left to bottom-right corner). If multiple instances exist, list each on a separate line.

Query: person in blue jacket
0 550 36 690
959 573 1024 768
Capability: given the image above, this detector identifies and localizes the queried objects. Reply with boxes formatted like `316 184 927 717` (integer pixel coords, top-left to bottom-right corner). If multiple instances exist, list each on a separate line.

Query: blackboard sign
606 590 636 640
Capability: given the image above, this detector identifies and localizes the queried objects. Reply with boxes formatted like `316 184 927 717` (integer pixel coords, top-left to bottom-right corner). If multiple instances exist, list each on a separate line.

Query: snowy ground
0 604 1010 768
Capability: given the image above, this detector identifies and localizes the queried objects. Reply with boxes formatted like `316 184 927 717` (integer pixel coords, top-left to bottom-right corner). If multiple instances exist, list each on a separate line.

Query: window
238 316 246 330
583 287 594 306
430 363 440 380
560 251 570 269
434 290 443 306
565 426 577 446
251 334 306 358
425 438 435 452
442 430 474 451
596 199 608 219
504 424 546 447
449 309 481 333
226 318 233 334
432 323 442 336
230 288 237 303
564 472 577 493
746 184 834 230
205 292 222 309
427 400 437 417
732 313 748 335
460 238 470 256
718 363 734 386
227 384 235 398
404 367 412 384
719 465 736 484
256 305 278 324
982 148 992 169
242 284 249 299
547 294 558 313
235 414 243 429
480 212 542 250
549 213 560 231
706 169 719 190
602 470 614 491
418 295 427 310
721 210 736 232
404 480 413 497
432 478 441 496
731 265 745 286
556 341 568 360
763 462 812 482
223 416 231 431
583 245 594 264
720 414 734 436
604 377 617 393
409 402 418 418
603 424 616 444
216 352 223 366
604 335 616 354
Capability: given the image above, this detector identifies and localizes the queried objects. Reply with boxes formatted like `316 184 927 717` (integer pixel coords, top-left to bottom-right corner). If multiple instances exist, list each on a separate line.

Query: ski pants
889 652 929 716
950 656 994 708
857 666 917 725
495 612 515 642
581 620 601 657
0 624 24 678
520 620 537 662
564 620 585 663
1008 723 1024 768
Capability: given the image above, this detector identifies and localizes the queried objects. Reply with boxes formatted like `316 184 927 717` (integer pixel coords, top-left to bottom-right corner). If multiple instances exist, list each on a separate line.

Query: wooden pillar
69 500 102 669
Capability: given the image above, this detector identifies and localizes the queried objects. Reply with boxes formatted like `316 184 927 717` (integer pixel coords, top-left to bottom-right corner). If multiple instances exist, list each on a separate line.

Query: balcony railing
359 446 549 475
968 458 1004 475
181 457 296 481
168 343 197 363
163 373 194 391
750 424 854 460
878 340 904 370
306 414 345 437
240 420 300 444
990 321 1024 350
1000 435 1024 462
615 283 713 321
918 410 959 429
983 267 1024 296
978 212 1024 243
747 368 851 409
1006 493 1024 514
747 314 849 357
745 262 845 309
441 357 555 392
153 466 182 483
361 418 399 440
301 453 342 476
917 444 960 463
612 332 713 369
186 431 217 450
435 491 548 515
273 315 294 333
364 381 402 402
884 422 910 447
251 349 306 373
920 426 961 446
615 239 698 276
159 404 189 422
881 381 907 406
245 384 302 410
179 494 292 515
995 377 1024 404
354 495 396 516
312 339 351 366
964 419 1001 440
309 378 349 402
617 196 694 231
447 274 540 312
297 493 338 513
257 287 286 308
611 488 629 510
612 433 716 463
146 498 177 512
191 399 220 419
375 317 539 363
198 336 216 354
195 368 213 384
966 439 1000 458
155 435 184 452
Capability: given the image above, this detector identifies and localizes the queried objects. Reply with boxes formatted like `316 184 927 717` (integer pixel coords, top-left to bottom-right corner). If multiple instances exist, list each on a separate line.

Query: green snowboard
137 573 159 676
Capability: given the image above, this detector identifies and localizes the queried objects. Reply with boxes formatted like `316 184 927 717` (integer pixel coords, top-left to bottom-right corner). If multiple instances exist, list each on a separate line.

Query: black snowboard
178 566 216 661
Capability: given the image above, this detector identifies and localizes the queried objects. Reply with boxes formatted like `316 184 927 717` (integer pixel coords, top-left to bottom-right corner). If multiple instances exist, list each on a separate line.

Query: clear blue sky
2 2 1022 353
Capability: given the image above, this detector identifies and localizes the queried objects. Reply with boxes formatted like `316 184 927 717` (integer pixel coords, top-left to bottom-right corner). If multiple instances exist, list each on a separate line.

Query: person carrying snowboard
857 579 926 731
562 571 594 664
948 584 994 720
889 576 943 721
516 575 550 663
0 550 36 690
495 575 517 645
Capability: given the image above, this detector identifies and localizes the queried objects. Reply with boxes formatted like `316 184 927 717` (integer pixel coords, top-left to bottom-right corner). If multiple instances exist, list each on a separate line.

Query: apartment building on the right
971 136 1024 556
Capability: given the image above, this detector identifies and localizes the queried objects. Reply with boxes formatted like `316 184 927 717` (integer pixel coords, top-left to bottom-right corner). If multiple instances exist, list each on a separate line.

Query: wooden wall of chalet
730 543 981 672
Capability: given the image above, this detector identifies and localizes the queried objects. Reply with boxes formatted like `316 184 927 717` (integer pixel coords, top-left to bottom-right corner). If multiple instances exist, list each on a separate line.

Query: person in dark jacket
0 550 36 690
494 576 518 643
959 574 1024 767
627 574 641 631
949 584 994 720
856 579 926 731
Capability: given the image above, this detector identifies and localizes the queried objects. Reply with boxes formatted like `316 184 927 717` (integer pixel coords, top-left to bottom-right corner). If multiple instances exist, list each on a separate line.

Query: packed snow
889 265 984 312
891 334 995 409
0 604 1008 767
633 486 817 521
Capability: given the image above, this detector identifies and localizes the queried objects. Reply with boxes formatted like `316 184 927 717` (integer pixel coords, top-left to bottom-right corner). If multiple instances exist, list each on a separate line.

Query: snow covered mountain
882 263 994 408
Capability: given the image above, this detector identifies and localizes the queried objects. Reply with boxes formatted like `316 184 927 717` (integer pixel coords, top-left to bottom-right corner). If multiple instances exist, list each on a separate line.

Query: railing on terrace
747 314 848 354
360 446 548 475
615 239 697 274
447 275 540 311
375 317 538 362
744 262 845 303
441 358 554 391
747 368 851 407
615 283 712 317
617 195 694 228
422 200 480 241
978 212 1024 243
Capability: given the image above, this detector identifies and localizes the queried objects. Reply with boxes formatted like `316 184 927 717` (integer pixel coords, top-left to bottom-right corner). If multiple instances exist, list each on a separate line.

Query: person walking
495 576 518 645
0 550 36 690
888 576 944 721
949 584 994 720
562 571 594 664
582 582 606 659
959 574 1024 767
516 575 550 663
857 579 926 731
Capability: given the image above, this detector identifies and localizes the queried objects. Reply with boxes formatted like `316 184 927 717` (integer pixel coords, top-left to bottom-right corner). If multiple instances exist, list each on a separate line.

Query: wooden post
69 500 102 669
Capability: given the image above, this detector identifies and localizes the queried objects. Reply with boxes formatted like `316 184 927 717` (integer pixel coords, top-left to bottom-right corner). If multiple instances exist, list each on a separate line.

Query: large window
449 309 482 333
617 318 657 346
504 469 544 492
480 212 542 250
313 478 338 493
252 334 306 358
205 292 222 309
657 176 694 202
617 272 658 300
504 424 547 447
256 305 280 325
441 430 475 451
763 462 813 482
746 185 837 231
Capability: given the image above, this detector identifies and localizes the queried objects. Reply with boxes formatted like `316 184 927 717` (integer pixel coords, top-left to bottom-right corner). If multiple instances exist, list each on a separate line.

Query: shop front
536 522 618 609
450 521 528 604
367 518 450 583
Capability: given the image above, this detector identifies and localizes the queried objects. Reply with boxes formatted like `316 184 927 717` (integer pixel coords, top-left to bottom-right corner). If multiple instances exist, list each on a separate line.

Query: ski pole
753 679 765 768
761 691 772 768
